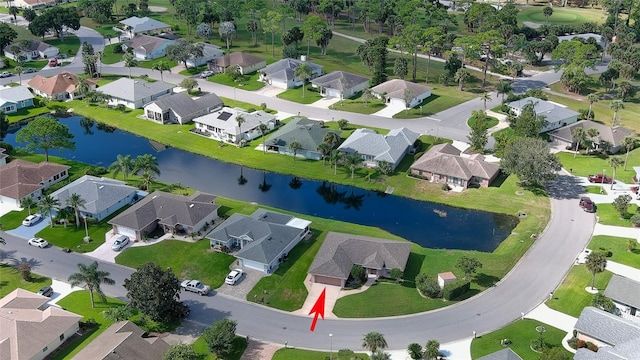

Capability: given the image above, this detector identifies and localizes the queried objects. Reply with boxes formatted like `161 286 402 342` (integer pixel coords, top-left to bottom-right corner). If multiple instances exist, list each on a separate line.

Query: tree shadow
489 173 509 188
0 249 17 263
12 256 42 269
474 273 501 287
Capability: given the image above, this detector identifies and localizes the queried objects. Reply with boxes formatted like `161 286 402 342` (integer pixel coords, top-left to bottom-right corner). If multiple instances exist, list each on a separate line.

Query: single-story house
4 40 59 61
122 35 175 60
0 86 35 114
109 191 219 241
370 79 432 108
338 127 419 171
437 272 457 289
310 71 369 99
548 120 635 154
50 175 144 221
308 232 411 288
0 148 7 167
0 288 82 360
264 117 340 160
259 58 323 89
192 107 277 145
27 71 97 101
410 143 500 189
604 274 640 322
208 52 266 75
207 208 311 274
476 348 523 360
143 92 223 125
119 16 171 37
558 33 604 47
573 306 640 360
186 42 224 68
507 97 580 133
97 78 174 109
0 159 69 206
12 0 68 10
71 321 170 360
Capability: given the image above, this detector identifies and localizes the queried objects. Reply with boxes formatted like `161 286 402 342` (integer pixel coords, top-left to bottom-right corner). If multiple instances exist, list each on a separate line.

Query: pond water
3 116 518 251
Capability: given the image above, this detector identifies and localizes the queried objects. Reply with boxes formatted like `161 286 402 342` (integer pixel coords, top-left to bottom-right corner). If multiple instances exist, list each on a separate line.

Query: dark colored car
588 174 613 184
37 286 53 297
579 197 596 213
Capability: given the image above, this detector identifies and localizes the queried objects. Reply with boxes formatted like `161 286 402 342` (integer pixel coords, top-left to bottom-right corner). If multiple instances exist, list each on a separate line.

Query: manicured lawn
393 87 476 119
178 64 208 76
547 265 613 317
277 85 323 104
517 6 606 26
219 97 275 113
0 264 51 297
588 235 640 269
3 58 49 73
556 150 640 184
329 95 386 114
272 348 370 360
192 335 248 360
468 116 499 130
207 72 266 91
471 319 570 360
595 203 639 227
45 36 81 57
6 97 50 123
0 208 29 230
136 58 179 69
116 239 236 289
584 186 607 195
100 44 125 64
35 212 118 253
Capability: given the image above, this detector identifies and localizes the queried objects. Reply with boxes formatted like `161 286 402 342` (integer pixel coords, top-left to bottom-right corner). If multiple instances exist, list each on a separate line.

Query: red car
579 197 596 213
48 58 57 67
588 174 613 184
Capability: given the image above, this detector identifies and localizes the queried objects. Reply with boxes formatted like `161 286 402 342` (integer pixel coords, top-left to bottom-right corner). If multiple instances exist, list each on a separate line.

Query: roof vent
99 185 104 190
189 204 194 208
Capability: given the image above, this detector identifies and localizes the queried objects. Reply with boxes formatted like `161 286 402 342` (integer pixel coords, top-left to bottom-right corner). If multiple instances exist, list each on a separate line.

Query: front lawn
392 87 476 119
468 115 499 130
45 36 81 57
471 319 571 360
0 264 51 297
100 44 125 64
277 85 323 104
547 265 613 317
329 95 386 114
272 348 370 360
136 58 178 69
35 217 114 253
556 151 640 184
584 186 606 195
207 72 266 91
192 335 248 360
178 64 208 76
0 208 29 230
595 203 639 227
588 235 640 269
6 97 50 123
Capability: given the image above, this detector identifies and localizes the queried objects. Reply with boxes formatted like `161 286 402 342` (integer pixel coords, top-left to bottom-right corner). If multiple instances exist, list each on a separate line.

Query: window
59 333 65 341
42 346 48 352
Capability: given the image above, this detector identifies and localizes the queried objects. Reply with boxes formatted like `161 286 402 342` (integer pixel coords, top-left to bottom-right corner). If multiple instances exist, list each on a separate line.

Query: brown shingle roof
27 71 95 97
548 120 635 148
0 159 69 200
411 144 499 181
125 35 172 54
214 52 265 68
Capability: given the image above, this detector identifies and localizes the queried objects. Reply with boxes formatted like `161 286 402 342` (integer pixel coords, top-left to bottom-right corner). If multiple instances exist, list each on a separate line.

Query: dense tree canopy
202 319 237 357
15 116 75 161
501 137 561 187
28 7 80 39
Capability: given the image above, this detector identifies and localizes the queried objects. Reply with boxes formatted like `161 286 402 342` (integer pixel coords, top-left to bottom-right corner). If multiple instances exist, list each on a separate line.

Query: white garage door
241 259 267 273
117 226 137 239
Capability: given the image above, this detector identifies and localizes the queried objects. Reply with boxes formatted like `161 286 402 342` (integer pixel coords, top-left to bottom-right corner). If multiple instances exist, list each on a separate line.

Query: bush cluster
415 273 441 298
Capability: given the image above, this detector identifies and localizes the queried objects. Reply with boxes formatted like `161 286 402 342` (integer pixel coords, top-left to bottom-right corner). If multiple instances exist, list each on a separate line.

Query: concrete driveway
372 103 405 118
7 215 50 238
85 233 132 263
48 279 84 306
253 85 287 97
215 266 267 300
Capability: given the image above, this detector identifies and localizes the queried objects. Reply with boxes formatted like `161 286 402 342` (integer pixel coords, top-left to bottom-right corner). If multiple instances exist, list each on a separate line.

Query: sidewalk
592 223 639 240
605 260 640 279
525 303 577 333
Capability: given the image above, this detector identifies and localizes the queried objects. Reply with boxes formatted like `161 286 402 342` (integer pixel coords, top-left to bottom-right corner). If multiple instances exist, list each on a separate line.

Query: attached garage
312 275 343 287
115 226 137 240
240 259 268 273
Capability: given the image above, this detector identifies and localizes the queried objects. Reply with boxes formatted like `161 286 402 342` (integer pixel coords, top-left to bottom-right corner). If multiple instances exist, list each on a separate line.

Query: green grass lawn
0 208 29 230
0 264 51 297
588 235 640 269
192 335 248 360
471 319 570 360
136 58 179 70
207 72 266 91
2 58 49 73
468 116 499 130
584 186 607 195
100 44 125 64
556 151 640 184
392 87 477 119
595 203 639 227
277 85 323 104
272 348 370 360
6 97 50 123
517 6 606 26
46 36 81 57
329 95 386 114
547 265 613 317
116 239 236 289
178 64 208 76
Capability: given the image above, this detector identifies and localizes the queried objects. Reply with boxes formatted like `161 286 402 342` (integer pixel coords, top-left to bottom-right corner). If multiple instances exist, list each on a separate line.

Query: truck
180 280 211 296
588 174 613 184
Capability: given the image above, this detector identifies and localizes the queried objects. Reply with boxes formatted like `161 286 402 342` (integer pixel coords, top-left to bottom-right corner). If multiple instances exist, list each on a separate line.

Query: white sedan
28 238 49 248
225 269 244 285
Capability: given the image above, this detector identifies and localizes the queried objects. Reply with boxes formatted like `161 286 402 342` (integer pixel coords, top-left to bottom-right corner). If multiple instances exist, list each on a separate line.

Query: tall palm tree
496 81 512 103
480 92 491 109
330 149 342 175
66 193 87 228
571 127 587 158
68 261 115 308
586 93 598 120
258 122 268 154
109 154 134 180
586 127 600 154
235 115 245 144
289 141 302 160
133 154 160 176
608 156 623 190
424 340 440 360
122 53 138 78
407 343 423 360
622 136 636 170
141 169 156 191
151 60 171 82
585 251 607 290
344 151 363 180
362 332 388 354
317 142 331 165
294 63 313 98
20 197 36 216
371 351 391 360
454 68 470 91
76 77 92 98
14 65 22 84
38 195 60 228
610 100 624 126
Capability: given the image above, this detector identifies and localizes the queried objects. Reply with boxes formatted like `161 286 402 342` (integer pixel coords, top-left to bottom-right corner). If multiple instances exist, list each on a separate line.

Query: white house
311 71 370 99
370 79 432 108
119 16 171 37
97 78 174 109
186 42 224 68
192 107 277 145
4 40 59 61
259 58 323 89
507 97 580 133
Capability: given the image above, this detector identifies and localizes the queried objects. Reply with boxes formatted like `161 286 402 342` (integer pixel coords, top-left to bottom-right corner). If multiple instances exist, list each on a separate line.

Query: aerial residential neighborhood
0 1 639 360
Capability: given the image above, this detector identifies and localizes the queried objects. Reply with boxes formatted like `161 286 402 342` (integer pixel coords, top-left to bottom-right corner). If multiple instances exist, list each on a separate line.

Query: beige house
370 79 432 108
0 288 82 360
208 52 266 75
28 71 96 101
0 159 69 206
548 120 635 154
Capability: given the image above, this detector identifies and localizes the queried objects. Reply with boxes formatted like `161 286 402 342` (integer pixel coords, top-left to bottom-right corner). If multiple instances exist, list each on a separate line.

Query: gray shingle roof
507 97 580 125
261 58 323 81
191 42 224 60
266 117 340 151
119 16 170 33
548 120 634 148
370 79 431 100
604 274 640 309
50 175 137 216
308 232 411 280
411 143 500 181
4 40 57 55
109 191 219 231
97 78 174 102
476 348 523 360
310 71 369 91
338 128 419 166
214 52 265 68
125 35 173 54
575 307 640 348
0 86 34 103
145 92 222 118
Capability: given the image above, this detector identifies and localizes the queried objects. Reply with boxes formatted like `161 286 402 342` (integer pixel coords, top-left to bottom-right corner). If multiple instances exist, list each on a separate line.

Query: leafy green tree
591 293 615 312
501 137 561 187
612 194 632 219
294 62 313 98
392 24 425 81
543 6 553 24
455 30 504 86
282 27 304 48
622 136 637 170
141 169 155 191
350 264 366 283
468 110 489 152
123 262 189 322
218 21 236 49
163 343 198 360
456 256 482 280
337 119 349 130
454 68 470 91
394 57 408 79
508 102 548 137
571 127 587 158
480 92 491 109
0 111 8 140
610 100 624 126
343 151 363 180
151 61 171 83
22 8 37 23
585 251 607 290
627 238 638 252
422 27 445 83
202 319 237 358
179 78 198 93
196 23 212 40
497 81 512 103
362 332 388 354
415 273 440 298
16 116 75 162
166 39 204 70
608 156 623 190
261 10 282 57
20 197 36 216
133 154 160 176
28 7 80 39
77 0 114 23
288 141 302 160
68 261 115 308
303 15 327 57
17 262 31 280
110 154 134 180
66 193 86 228
81 42 98 77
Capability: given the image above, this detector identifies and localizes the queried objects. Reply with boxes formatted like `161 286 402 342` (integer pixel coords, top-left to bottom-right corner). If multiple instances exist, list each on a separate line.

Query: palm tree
424 340 440 360
497 81 512 103
344 151 363 180
586 127 600 154
133 154 160 176
122 53 138 78
585 251 607 291
76 77 92 98
622 136 637 170
68 261 115 308
454 68 470 91
14 65 22 84
8 6 18 22
608 156 623 190
362 332 388 354
371 351 391 360
38 195 60 228
151 60 171 82
610 100 624 126
330 149 342 175
407 343 423 360
110 154 134 180
571 127 587 158
294 63 313 98
20 197 36 216
288 141 302 160
586 93 598 120
235 115 245 144
317 142 331 165
141 169 156 191
480 92 491 109
258 122 268 154
66 193 87 228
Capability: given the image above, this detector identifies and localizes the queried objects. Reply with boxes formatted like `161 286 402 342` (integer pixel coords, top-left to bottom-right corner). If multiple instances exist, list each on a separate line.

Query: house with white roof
337 127 419 170
186 42 224 68
370 79 432 108
143 92 223 125
507 97 580 133
259 58 323 89
0 86 34 114
119 16 171 37
97 78 174 109
192 107 277 145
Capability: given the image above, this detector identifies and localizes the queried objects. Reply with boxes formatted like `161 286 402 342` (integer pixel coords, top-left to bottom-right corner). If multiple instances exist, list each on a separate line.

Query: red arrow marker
308 288 326 332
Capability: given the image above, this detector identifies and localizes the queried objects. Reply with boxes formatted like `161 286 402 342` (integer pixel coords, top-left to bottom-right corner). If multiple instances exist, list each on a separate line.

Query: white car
22 214 42 226
111 235 129 251
225 269 244 285
200 70 214 78
28 237 48 248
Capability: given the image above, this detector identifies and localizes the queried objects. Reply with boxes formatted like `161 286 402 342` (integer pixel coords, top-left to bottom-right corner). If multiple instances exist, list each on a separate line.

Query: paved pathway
604 261 640 279
525 303 577 333
592 223 640 240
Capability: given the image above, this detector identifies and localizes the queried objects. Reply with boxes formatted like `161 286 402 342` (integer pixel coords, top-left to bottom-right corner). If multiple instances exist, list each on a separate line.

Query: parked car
22 214 42 226
37 286 54 297
588 174 613 184
579 197 595 213
111 235 129 251
119 35 130 41
225 269 244 285
22 68 37 74
0 71 12 78
181 280 210 295
200 70 214 78
28 237 49 248
48 58 58 67
55 53 67 59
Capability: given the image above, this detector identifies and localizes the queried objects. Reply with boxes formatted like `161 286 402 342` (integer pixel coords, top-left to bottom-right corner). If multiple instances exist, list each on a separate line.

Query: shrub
112 44 124 54
631 214 640 227
0 142 13 153
442 280 470 300
115 104 127 112
415 273 441 298
576 339 587 348
85 166 108 176
586 342 598 352
350 264 366 284
441 184 450 191
17 262 31 280
567 337 578 349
